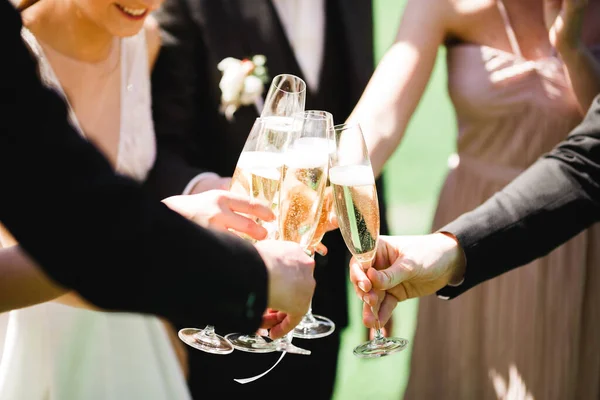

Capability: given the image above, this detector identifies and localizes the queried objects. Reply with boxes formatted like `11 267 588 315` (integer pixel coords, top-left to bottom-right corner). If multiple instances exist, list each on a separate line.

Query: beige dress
404 1 600 399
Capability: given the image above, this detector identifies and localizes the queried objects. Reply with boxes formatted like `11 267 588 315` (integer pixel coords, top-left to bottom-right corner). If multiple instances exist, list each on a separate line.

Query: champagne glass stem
298 300 317 325
370 306 385 341
362 259 385 341
307 300 314 318
300 253 317 323
204 325 216 336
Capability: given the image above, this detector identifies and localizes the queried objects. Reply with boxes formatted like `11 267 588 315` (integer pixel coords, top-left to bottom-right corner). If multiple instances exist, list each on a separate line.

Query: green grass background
332 1 456 398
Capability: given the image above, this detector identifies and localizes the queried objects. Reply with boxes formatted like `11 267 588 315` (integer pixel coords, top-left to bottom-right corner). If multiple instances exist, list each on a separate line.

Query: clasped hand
349 233 466 329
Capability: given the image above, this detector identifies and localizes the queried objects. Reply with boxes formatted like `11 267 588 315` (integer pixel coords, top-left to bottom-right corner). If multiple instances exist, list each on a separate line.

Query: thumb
543 0 562 29
367 259 413 290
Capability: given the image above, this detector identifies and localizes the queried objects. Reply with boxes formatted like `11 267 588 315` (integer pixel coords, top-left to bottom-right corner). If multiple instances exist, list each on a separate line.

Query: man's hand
162 190 274 240
349 233 465 328
254 240 316 339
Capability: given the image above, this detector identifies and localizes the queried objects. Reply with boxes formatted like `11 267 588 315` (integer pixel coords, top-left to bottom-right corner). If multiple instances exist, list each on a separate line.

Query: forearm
0 246 66 313
439 96 600 297
441 158 599 297
559 45 600 114
346 0 445 178
346 43 418 177
1 3 268 333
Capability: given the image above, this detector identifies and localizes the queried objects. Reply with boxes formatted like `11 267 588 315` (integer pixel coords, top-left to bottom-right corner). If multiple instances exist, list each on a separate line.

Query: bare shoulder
397 0 460 42
144 14 162 70
444 0 503 44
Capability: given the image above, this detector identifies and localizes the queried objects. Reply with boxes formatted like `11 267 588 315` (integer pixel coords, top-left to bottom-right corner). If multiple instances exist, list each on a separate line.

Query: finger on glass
225 196 275 222
217 213 268 240
349 259 374 300
314 242 328 256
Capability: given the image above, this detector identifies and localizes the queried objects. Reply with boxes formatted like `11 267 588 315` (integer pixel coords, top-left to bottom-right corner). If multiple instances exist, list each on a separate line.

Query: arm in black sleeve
145 0 209 199
438 95 600 298
0 0 266 333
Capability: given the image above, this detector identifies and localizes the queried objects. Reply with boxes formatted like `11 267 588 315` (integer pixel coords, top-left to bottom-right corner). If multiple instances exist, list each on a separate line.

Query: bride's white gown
0 29 191 400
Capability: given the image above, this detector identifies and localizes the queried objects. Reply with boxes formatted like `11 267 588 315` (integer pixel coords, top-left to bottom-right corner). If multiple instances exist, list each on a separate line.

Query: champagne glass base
225 333 276 353
293 315 335 339
178 328 234 355
353 337 408 359
274 339 312 355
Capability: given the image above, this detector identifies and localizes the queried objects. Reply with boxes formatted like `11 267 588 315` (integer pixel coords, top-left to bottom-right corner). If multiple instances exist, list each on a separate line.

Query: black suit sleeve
0 0 266 333
145 0 208 199
438 95 600 299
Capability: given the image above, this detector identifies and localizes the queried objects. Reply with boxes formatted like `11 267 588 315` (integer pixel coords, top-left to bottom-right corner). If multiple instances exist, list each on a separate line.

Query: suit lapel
198 0 374 108
228 0 304 96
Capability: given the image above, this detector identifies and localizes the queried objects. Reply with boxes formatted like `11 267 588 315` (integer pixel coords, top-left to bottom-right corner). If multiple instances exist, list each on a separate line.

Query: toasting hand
162 190 274 240
254 240 316 339
349 233 466 329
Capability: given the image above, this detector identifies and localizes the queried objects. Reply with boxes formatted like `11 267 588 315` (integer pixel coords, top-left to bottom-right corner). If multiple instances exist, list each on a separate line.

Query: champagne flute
261 74 306 118
226 74 307 354
274 110 331 352
179 117 294 355
281 112 337 340
328 123 408 358
224 117 293 353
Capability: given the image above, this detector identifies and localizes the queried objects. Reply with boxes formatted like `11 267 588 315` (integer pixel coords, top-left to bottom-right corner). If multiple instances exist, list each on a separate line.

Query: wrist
437 231 466 286
555 40 586 62
184 172 222 195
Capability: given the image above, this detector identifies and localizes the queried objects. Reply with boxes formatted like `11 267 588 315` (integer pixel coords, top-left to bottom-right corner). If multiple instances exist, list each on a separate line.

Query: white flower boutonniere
217 55 269 121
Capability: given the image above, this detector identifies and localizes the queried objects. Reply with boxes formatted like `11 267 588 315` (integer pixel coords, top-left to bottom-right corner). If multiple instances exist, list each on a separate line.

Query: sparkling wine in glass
229 117 294 241
329 123 408 358
268 111 331 354
225 116 299 353
277 111 337 340
226 74 308 355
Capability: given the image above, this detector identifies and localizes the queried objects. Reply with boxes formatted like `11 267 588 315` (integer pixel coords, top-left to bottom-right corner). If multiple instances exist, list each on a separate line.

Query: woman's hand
544 0 588 53
162 190 275 240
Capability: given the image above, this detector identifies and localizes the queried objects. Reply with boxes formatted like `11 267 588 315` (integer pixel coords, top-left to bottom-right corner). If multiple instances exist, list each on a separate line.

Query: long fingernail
316 247 326 256
363 294 371 306
358 282 367 292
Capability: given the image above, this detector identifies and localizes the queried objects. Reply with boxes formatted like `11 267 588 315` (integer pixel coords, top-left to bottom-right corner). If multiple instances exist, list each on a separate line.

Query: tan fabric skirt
404 164 600 400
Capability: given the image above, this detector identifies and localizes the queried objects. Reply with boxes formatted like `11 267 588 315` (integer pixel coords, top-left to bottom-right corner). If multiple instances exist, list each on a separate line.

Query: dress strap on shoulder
496 0 523 58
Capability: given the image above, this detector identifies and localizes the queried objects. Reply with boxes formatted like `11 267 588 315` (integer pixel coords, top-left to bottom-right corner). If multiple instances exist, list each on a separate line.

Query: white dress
0 29 192 400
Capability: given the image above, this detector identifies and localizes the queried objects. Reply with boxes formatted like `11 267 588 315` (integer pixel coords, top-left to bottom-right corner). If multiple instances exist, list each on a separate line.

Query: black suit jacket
149 0 387 330
438 95 600 299
148 0 378 192
0 0 267 334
